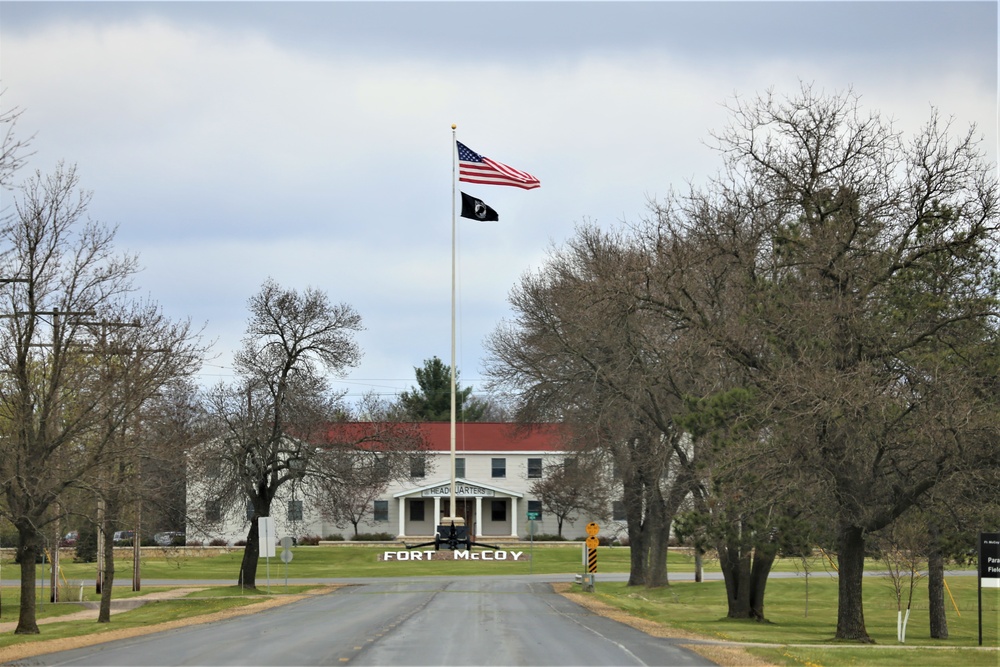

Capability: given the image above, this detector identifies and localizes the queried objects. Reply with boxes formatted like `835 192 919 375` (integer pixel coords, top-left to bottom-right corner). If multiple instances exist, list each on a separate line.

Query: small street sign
585 522 600 536
527 511 541 521
585 535 599 549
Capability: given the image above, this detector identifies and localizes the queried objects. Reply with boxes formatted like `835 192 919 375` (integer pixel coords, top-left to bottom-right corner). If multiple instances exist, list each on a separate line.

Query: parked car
153 531 185 546
112 530 135 544
60 531 79 547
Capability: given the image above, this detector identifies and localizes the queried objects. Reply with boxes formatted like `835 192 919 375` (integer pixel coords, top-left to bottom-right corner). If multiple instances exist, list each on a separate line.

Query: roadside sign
585 535 599 549
979 532 999 586
258 517 276 558
527 511 541 521
585 522 599 536
280 550 293 564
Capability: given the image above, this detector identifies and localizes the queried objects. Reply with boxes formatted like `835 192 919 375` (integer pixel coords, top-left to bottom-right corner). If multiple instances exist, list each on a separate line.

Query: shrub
297 534 321 546
530 533 568 541
234 540 247 546
74 525 98 563
323 534 345 541
353 532 395 541
208 538 228 547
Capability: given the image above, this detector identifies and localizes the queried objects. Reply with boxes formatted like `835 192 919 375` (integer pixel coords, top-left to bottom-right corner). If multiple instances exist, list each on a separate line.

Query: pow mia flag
460 192 499 222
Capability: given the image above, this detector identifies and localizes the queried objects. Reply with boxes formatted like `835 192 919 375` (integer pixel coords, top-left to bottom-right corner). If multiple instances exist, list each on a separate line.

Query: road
9 576 718 667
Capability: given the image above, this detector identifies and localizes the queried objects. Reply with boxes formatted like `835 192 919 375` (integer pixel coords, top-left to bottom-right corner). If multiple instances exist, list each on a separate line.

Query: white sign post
280 537 294 590
259 517 275 593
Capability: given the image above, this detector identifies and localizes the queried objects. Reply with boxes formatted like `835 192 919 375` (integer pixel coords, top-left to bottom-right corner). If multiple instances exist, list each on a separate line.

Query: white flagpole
449 124 458 525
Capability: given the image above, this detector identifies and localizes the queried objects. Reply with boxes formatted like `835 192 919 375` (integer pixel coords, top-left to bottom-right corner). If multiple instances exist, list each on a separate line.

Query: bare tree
0 94 33 190
529 456 610 537
0 164 204 634
197 279 366 589
646 84 999 641
485 227 700 587
308 395 426 538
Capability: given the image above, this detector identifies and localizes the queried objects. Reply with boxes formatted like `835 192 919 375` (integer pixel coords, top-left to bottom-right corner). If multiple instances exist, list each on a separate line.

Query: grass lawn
18 542 640 581
0 594 272 652
1 545 996 667
588 573 999 667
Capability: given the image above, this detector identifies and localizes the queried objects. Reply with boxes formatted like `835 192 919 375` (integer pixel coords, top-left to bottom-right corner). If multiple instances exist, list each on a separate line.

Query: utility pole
76 318 140 596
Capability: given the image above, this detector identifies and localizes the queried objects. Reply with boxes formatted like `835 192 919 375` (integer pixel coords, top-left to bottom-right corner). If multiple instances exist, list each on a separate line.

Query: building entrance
440 498 475 538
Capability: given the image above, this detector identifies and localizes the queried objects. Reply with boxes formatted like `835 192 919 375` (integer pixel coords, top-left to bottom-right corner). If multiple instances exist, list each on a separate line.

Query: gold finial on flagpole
451 123 457 130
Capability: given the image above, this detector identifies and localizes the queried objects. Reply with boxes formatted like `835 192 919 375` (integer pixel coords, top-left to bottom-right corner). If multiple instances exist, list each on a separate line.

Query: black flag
460 192 499 222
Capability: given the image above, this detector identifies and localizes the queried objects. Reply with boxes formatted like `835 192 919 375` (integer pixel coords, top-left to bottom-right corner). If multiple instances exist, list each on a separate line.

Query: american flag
457 141 540 190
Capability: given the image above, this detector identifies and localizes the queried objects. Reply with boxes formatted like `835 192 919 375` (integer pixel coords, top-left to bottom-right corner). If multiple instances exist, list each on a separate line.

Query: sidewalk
0 587 206 633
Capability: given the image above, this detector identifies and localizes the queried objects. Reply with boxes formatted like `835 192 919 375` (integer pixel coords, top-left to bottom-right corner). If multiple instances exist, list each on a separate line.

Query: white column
510 497 518 537
433 496 441 530
475 497 483 537
397 497 406 537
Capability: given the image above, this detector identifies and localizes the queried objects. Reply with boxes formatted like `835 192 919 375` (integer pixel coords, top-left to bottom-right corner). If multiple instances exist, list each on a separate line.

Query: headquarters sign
421 483 494 497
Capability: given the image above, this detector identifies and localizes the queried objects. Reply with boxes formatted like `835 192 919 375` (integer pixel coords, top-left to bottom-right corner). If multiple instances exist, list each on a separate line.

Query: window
409 455 425 478
528 499 543 520
410 499 425 522
527 458 542 479
205 500 221 522
491 458 506 478
455 457 466 478
205 459 221 478
288 500 303 522
564 457 578 474
491 500 507 522
245 499 255 521
612 500 626 521
374 500 389 522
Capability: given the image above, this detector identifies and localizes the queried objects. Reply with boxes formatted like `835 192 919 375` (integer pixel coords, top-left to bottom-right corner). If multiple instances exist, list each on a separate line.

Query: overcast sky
1 1 996 404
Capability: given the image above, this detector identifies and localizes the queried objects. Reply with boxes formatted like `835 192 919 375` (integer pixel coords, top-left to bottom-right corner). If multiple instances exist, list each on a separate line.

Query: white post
449 124 458 524
397 498 406 537
510 498 518 537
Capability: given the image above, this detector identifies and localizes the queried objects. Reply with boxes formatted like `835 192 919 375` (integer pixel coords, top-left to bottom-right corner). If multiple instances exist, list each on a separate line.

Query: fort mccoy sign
379 549 526 561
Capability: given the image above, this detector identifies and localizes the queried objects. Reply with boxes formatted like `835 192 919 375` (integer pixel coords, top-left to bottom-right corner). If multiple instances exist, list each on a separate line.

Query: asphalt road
8 576 718 667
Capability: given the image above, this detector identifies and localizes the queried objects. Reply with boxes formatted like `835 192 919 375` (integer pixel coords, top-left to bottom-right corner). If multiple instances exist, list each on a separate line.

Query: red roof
416 422 567 452
319 422 567 452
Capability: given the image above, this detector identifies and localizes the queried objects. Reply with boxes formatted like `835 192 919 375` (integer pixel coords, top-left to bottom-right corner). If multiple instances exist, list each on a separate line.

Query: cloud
2 2 995 401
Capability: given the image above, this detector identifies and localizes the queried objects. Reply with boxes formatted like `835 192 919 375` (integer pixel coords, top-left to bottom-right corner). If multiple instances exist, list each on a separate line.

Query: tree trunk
98 514 116 623
623 475 647 586
15 522 41 634
927 544 948 639
238 517 261 589
644 484 669 588
836 523 873 642
719 532 753 619
748 544 777 621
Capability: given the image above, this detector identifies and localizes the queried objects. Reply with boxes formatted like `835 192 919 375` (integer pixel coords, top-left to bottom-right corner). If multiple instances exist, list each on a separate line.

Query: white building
187 422 605 544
